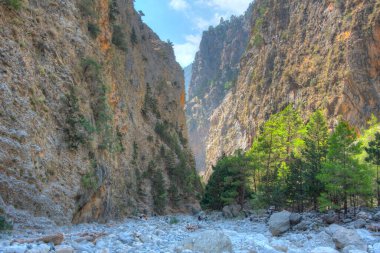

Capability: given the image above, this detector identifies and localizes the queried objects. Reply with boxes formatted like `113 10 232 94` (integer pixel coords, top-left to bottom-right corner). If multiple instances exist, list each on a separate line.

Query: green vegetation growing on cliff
202 106 378 212
2 0 22 10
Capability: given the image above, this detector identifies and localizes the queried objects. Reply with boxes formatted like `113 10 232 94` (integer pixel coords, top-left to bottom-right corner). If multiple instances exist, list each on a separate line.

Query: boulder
373 243 380 253
289 213 302 225
357 211 371 220
222 204 241 218
178 230 233 253
342 245 367 253
322 211 339 224
373 211 380 221
310 247 339 253
55 245 75 253
352 218 366 229
327 224 367 250
269 211 291 236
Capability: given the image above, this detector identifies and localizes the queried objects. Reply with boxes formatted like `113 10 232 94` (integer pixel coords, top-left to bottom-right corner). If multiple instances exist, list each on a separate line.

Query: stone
373 243 380 253
322 212 338 225
55 245 75 253
353 218 366 229
270 239 289 252
268 211 291 236
222 204 241 218
373 211 380 221
179 230 233 253
357 211 371 220
289 213 302 225
25 244 51 253
342 245 367 253
310 247 339 253
3 245 28 253
327 224 367 250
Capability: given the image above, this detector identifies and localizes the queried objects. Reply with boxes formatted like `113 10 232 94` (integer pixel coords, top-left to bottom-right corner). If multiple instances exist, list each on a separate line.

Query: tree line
202 105 380 213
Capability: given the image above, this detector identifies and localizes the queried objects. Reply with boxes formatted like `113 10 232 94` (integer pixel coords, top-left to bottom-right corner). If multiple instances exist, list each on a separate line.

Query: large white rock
327 224 367 250
373 243 380 253
179 230 233 253
310 247 339 253
55 245 75 253
269 211 291 236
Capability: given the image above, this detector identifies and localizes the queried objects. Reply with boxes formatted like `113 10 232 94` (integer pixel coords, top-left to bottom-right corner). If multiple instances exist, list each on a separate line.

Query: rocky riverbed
0 212 379 253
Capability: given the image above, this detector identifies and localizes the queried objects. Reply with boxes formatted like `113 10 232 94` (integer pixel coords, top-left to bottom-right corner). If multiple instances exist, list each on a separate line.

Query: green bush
109 0 119 22
63 88 95 150
150 164 167 214
130 27 138 46
81 171 98 190
112 25 127 51
3 0 22 10
88 23 100 39
169 216 179 224
0 216 12 231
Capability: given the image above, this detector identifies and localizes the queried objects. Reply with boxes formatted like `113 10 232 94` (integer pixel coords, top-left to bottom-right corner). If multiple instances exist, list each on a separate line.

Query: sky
135 0 252 68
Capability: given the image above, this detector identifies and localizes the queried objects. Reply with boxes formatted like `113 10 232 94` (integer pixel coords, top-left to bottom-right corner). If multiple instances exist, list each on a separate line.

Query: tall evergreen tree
365 132 380 206
302 110 329 210
318 121 372 214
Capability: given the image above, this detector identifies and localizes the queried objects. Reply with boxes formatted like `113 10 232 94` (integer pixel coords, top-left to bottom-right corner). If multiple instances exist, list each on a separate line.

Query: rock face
0 0 201 225
186 7 253 173
269 211 291 236
203 0 380 178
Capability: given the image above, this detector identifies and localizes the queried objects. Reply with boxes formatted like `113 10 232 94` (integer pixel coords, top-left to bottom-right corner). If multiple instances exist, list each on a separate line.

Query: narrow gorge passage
1 0 380 253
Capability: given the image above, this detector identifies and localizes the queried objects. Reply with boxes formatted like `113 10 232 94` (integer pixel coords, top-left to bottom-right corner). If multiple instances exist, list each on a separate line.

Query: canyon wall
199 0 380 179
186 7 253 174
0 0 201 226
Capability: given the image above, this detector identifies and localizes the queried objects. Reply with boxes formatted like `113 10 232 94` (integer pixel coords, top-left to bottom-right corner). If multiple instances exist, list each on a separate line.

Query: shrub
109 0 119 22
0 216 12 231
130 27 138 46
88 23 100 39
63 88 95 150
112 25 127 51
81 171 98 190
151 168 167 214
77 0 96 17
169 216 179 224
3 0 22 10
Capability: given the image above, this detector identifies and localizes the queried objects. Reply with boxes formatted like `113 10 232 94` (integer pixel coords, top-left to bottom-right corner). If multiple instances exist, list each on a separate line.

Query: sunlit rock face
186 5 253 175
0 0 201 225
204 0 380 180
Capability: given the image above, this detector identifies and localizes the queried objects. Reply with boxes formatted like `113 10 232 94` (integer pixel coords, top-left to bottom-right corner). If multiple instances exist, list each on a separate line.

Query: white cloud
196 0 252 16
169 0 189 10
174 35 201 67
194 13 222 30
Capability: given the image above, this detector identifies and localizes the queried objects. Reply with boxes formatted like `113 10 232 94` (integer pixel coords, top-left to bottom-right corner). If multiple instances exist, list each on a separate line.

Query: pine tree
318 121 372 214
365 132 380 206
302 110 329 210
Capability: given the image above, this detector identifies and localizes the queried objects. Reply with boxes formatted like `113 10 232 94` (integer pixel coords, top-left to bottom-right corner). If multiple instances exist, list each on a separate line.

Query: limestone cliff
204 0 380 179
186 7 252 173
0 0 201 226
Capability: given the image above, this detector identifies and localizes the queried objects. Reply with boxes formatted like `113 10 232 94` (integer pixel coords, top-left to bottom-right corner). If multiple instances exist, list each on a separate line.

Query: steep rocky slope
0 0 201 226
205 0 380 179
186 8 253 173
183 64 192 98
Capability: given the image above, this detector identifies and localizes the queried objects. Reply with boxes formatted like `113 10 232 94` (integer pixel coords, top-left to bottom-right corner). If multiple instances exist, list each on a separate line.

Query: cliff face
0 0 201 226
205 0 380 179
186 8 252 173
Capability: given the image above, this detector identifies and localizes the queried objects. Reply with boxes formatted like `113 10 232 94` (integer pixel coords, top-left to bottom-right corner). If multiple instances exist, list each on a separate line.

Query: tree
318 121 372 214
302 110 329 210
201 152 251 210
365 132 380 206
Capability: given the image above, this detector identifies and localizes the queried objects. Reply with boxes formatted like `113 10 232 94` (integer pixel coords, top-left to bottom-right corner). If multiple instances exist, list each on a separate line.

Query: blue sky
135 0 252 67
